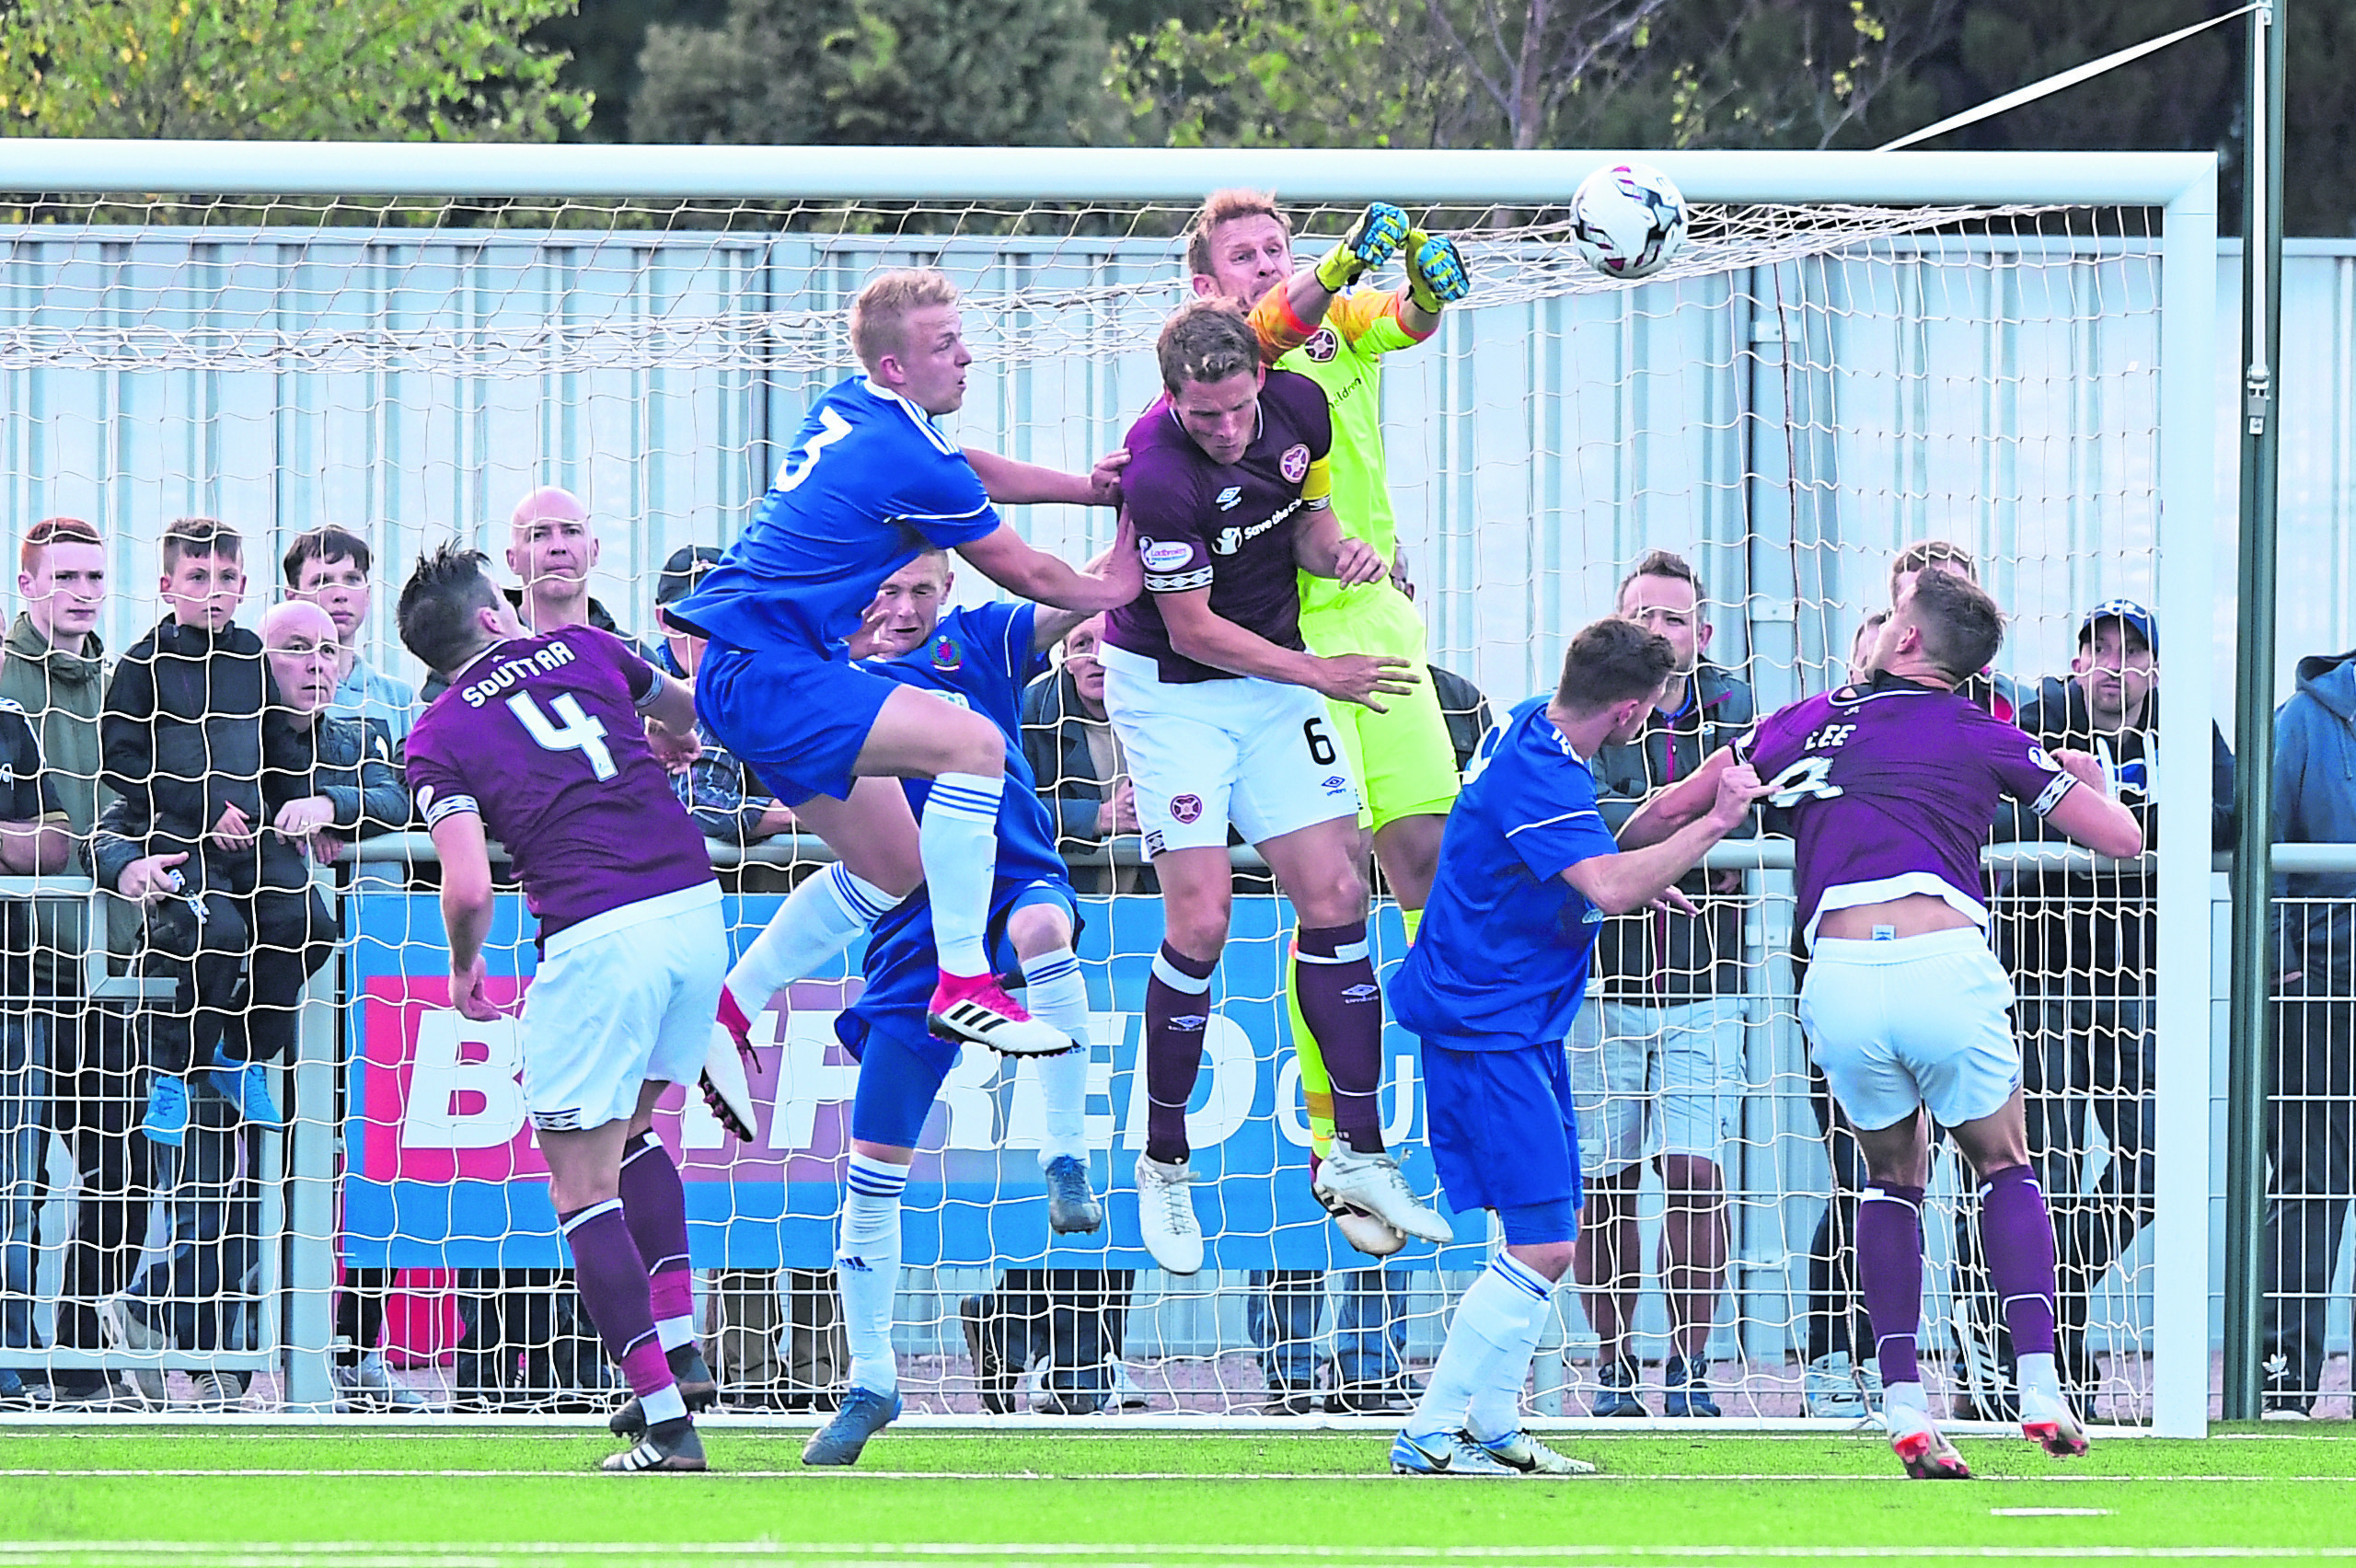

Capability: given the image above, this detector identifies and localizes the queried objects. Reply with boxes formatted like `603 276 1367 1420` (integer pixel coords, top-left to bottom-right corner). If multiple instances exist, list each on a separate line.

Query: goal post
0 143 2217 1431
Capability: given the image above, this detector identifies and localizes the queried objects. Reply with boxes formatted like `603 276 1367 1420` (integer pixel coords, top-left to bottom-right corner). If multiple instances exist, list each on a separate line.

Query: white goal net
0 147 2216 1430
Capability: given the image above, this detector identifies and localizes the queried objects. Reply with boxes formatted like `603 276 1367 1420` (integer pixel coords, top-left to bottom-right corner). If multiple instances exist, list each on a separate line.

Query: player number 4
1765 755 1843 808
508 691 618 781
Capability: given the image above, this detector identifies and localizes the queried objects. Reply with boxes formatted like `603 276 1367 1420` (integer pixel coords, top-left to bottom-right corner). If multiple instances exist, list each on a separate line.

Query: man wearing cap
1991 598 2234 1412
653 546 796 846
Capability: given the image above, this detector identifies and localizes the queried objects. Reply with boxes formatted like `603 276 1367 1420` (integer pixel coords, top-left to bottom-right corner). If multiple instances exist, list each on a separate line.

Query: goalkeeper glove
1314 202 1409 293
1403 228 1471 312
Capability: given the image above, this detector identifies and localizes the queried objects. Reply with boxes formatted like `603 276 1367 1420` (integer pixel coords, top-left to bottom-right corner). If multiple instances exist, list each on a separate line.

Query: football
1569 161 1691 280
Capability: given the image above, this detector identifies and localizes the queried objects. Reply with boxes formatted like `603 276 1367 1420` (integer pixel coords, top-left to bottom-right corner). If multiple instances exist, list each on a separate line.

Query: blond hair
849 268 961 373
1889 538 1977 594
1185 190 1288 279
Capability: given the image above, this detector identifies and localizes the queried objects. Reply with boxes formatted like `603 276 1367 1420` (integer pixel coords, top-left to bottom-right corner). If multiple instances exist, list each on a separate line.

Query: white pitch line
7 1548 2356 1560
2 1469 2346 1483
5 1469 2356 1478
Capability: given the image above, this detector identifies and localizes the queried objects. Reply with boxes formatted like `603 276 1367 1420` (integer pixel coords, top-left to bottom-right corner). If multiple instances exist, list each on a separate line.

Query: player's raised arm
2040 748 2146 859
963 446 1129 509
1565 760 1768 915
1617 744 1741 849
955 523 1138 615
1291 501 1388 587
1030 514 1143 653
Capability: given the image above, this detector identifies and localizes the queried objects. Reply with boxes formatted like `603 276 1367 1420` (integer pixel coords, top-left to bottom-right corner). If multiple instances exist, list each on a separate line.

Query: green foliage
0 0 593 141
1112 0 1958 154
632 0 1116 146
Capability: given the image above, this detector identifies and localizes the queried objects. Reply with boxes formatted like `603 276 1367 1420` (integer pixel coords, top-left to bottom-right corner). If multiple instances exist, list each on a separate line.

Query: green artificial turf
4 1429 2352 1566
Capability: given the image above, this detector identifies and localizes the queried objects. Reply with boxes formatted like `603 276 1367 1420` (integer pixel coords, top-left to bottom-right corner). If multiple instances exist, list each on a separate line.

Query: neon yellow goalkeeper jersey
1249 283 1434 620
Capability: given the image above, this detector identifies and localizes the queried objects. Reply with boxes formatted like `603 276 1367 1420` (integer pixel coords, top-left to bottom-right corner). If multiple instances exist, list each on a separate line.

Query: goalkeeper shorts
521 884 725 1134
1798 928 2022 1134
1298 580 1461 833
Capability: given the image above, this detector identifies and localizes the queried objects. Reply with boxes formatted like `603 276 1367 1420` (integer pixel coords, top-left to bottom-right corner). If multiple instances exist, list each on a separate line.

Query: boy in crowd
98 518 334 1146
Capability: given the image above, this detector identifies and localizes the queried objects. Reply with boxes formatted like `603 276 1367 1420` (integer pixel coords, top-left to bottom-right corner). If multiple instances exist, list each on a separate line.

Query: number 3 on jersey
509 691 617 781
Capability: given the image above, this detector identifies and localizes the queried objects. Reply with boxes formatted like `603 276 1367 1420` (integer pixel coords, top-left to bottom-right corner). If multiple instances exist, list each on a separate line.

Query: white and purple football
1569 162 1690 280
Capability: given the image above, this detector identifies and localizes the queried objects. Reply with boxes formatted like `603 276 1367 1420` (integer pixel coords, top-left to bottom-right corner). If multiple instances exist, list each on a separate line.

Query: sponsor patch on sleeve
1140 537 1194 572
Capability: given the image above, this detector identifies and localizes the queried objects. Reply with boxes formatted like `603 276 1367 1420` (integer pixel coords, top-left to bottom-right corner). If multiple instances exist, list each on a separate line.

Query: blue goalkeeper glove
1404 228 1470 311
1314 202 1409 293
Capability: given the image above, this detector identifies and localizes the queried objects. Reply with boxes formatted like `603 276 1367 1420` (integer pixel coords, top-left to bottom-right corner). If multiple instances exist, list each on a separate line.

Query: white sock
1025 945 1092 1166
837 1153 908 1397
1884 1377 1933 1436
640 1384 687 1426
1408 1251 1550 1440
2017 1351 2061 1402
1465 1265 1553 1441
921 771 1004 976
727 862 896 1011
655 1315 696 1354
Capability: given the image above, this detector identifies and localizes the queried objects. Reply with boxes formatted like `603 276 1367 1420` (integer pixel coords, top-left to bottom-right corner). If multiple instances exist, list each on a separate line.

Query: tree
632 0 1116 146
0 0 591 141
1113 0 1958 154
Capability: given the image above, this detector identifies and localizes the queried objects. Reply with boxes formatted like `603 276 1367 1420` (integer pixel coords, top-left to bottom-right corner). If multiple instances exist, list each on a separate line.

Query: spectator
1993 600 2234 1414
258 600 425 1411
0 618 79 1404
283 525 420 743
92 520 336 1408
96 518 333 1143
1888 540 2022 721
1576 549 1754 1419
420 488 653 703
652 546 796 847
2 517 144 1408
1022 614 1143 893
2260 636 2356 1418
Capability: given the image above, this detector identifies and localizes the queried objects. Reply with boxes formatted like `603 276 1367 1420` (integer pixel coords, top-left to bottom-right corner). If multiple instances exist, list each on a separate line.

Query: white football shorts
1797 926 2022 1134
1100 642 1362 854
521 882 726 1134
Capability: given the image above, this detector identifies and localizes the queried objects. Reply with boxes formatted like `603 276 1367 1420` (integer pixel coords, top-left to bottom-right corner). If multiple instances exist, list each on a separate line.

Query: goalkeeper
1184 190 1471 1259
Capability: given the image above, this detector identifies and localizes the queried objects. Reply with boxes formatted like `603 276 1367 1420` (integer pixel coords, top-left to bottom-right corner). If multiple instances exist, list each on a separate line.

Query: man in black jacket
1987 599 2234 1413
97 518 332 1148
1576 550 1755 1418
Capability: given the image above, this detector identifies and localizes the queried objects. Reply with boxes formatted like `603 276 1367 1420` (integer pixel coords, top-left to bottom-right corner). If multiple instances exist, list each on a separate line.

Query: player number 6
1302 717 1338 767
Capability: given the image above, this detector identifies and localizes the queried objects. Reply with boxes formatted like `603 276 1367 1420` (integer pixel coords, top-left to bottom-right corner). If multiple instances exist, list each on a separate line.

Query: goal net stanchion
0 144 2214 1431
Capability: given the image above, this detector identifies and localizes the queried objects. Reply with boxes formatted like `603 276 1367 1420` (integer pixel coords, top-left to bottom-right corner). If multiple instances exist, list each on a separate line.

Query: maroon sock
558 1201 674 1401
619 1131 695 1327
1857 1182 1925 1387
1144 942 1218 1165
1980 1164 2059 1361
1295 921 1385 1154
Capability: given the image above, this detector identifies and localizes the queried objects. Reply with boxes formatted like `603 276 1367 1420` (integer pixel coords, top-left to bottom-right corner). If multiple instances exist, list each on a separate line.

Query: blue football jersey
672 376 1002 657
862 601 1065 888
1391 698 1621 1052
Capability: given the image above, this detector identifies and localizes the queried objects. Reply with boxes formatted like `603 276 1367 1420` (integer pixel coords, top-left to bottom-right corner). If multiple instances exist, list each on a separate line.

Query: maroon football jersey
1736 672 2075 942
405 625 713 940
1105 368 1334 683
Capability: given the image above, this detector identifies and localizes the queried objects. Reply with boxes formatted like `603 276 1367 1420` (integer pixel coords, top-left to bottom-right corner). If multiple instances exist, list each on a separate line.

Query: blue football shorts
839 877 1079 1148
694 640 901 807
1419 1032 1584 1239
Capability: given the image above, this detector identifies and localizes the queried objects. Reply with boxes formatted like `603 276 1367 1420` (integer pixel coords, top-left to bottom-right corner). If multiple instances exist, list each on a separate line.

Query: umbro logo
1169 1014 1208 1032
1322 775 1349 792
1216 486 1243 511
1341 984 1379 1003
